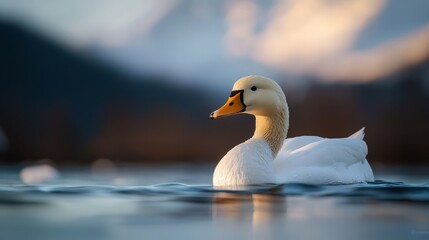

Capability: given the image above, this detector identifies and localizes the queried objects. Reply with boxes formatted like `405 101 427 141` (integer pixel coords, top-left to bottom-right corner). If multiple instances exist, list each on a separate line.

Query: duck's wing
277 128 367 165
274 128 374 184
279 136 324 157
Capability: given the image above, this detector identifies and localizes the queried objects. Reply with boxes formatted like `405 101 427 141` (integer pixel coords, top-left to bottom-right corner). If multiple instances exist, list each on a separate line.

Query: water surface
0 166 428 240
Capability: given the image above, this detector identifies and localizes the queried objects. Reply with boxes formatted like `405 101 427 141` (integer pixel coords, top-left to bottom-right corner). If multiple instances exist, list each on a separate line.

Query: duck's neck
252 105 289 157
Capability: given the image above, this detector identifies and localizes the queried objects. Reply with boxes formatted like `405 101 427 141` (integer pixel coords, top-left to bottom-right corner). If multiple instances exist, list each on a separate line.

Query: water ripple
0 181 428 202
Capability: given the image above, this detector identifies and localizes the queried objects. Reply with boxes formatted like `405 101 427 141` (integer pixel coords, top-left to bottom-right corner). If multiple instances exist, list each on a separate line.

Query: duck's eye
251 86 257 91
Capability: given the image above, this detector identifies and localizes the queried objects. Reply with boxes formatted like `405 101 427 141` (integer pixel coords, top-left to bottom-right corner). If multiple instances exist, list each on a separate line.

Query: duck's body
211 75 374 186
213 130 373 186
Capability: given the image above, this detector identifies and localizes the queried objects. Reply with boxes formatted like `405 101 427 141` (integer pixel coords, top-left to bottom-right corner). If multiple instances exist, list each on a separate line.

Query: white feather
273 129 374 184
212 76 374 186
213 138 276 186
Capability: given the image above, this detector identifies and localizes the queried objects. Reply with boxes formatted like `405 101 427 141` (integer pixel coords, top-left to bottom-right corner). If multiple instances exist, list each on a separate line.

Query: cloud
317 23 429 82
2 0 429 84
0 0 179 47
225 0 429 82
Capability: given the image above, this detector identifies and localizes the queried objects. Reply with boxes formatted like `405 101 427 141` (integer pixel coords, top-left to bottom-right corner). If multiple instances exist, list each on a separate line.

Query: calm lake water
0 165 428 240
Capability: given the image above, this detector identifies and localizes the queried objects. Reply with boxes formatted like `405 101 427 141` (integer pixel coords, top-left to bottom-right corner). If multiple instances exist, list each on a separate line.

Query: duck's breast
213 138 275 186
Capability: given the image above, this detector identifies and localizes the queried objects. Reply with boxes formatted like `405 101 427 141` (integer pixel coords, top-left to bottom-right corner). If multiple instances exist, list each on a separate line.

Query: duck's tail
349 127 365 140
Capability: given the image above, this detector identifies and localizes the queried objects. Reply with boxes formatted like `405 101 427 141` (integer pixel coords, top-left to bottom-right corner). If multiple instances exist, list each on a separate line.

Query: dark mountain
0 20 252 164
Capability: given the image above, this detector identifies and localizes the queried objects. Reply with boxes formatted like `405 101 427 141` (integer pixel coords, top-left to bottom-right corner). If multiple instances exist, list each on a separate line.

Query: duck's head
210 75 286 119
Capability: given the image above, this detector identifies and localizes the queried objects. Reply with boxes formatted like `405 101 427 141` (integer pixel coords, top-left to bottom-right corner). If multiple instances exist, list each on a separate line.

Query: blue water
0 166 428 240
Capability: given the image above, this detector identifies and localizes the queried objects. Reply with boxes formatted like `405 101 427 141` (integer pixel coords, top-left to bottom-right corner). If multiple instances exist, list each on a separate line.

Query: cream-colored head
210 75 289 156
210 75 287 119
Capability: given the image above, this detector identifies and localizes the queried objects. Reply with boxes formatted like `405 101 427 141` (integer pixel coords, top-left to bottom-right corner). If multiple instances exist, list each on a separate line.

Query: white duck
210 75 374 186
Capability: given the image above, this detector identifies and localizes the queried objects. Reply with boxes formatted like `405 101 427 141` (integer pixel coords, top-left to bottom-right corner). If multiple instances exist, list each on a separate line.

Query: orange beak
210 90 246 119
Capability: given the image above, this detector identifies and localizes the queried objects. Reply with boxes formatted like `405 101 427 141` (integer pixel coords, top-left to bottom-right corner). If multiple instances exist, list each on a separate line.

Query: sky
1 0 429 89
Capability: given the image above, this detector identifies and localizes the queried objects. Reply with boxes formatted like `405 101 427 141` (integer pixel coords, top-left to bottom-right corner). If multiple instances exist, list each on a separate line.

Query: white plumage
213 138 275 186
274 128 374 184
211 76 374 186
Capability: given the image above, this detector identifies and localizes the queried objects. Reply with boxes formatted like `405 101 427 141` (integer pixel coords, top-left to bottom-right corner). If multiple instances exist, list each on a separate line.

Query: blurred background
0 0 428 169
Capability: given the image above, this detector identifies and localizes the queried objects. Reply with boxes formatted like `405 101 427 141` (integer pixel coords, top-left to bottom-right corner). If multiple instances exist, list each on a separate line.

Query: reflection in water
212 192 287 239
20 164 59 184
